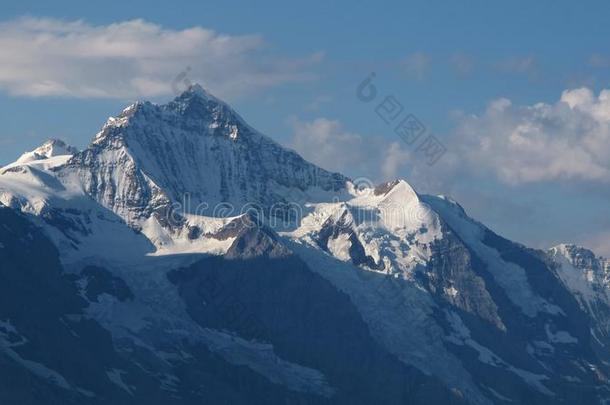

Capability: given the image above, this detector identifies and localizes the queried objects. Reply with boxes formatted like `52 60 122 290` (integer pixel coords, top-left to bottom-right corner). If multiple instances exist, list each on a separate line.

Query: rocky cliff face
550 244 610 341
0 85 609 404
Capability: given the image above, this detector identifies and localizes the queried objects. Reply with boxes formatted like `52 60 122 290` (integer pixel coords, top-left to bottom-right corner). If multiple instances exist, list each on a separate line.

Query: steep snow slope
550 244 610 340
14 139 79 165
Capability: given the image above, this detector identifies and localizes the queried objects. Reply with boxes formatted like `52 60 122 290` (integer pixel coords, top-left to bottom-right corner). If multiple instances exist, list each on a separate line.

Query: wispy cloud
0 17 322 99
494 56 536 74
588 53 610 68
287 117 412 180
400 52 430 80
579 230 610 258
450 52 475 76
305 95 333 111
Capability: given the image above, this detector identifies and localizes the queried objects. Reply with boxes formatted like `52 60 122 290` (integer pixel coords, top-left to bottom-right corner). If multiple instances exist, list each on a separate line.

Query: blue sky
1 0 609 255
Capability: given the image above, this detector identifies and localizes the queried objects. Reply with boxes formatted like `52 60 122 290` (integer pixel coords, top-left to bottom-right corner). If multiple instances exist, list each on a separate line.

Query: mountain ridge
0 84 609 404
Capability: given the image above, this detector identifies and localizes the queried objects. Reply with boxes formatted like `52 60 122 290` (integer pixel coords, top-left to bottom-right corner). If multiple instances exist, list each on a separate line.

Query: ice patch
444 286 459 297
203 328 335 397
445 311 553 396
545 324 578 344
286 240 492 405
485 386 513 402
327 232 352 261
106 369 134 395
0 320 72 391
80 258 336 398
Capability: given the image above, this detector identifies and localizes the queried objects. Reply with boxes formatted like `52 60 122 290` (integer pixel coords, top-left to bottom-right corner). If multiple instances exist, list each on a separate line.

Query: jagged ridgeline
0 85 609 404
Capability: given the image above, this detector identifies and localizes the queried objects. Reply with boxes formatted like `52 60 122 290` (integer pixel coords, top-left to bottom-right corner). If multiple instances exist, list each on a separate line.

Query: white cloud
289 88 610 190
452 87 610 184
0 17 321 99
288 117 412 180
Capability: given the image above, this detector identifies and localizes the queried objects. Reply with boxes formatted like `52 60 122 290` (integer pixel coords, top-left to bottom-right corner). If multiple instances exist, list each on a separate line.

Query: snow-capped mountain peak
80 84 346 213
550 243 608 270
163 83 255 142
175 83 222 104
373 179 418 199
16 139 79 164
549 243 610 295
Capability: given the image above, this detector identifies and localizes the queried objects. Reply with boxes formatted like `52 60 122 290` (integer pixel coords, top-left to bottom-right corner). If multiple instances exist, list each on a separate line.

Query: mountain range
0 84 609 404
